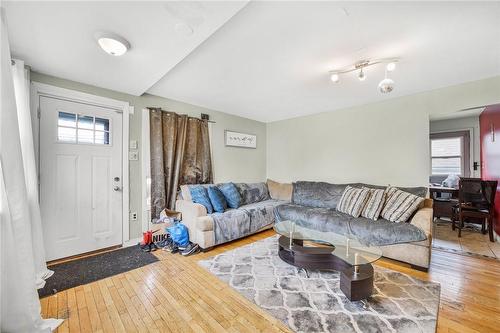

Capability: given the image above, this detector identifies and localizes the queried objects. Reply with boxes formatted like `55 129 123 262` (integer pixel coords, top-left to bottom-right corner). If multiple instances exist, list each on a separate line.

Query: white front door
40 96 123 261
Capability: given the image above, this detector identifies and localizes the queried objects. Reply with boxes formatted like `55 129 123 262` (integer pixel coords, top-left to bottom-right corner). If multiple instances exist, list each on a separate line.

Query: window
57 112 110 145
430 131 470 177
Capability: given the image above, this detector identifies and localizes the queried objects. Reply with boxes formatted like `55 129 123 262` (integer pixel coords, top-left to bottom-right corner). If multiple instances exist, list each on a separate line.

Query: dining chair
451 177 498 242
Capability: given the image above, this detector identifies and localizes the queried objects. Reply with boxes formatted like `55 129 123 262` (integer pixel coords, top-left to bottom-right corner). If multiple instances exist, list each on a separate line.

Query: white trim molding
31 82 131 243
141 108 151 233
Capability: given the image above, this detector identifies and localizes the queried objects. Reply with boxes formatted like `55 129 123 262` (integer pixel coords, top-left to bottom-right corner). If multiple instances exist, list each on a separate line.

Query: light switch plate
129 150 139 161
130 140 138 149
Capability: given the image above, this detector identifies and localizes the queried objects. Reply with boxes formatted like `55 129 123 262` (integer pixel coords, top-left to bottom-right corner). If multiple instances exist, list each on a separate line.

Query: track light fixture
328 58 399 93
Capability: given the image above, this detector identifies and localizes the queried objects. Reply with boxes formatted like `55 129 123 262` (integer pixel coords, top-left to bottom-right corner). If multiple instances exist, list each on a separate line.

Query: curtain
150 108 213 217
1 10 62 332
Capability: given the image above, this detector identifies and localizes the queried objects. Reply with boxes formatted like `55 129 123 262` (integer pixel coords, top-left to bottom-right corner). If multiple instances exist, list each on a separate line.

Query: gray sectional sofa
176 180 433 270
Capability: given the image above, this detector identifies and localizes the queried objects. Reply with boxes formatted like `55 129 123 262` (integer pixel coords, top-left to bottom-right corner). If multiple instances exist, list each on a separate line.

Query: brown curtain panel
150 108 213 217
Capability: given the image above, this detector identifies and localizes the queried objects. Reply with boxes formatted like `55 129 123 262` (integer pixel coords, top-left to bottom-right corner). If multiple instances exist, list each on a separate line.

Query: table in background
429 186 459 220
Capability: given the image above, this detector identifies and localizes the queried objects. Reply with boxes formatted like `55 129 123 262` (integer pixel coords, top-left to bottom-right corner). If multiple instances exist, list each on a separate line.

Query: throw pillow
189 186 213 214
267 179 293 201
207 186 227 213
336 186 371 218
218 183 242 209
361 187 386 220
381 187 425 223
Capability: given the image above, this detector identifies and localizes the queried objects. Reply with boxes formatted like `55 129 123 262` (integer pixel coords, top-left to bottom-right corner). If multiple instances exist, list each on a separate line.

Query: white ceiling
4 1 500 122
2 1 248 96
149 1 500 122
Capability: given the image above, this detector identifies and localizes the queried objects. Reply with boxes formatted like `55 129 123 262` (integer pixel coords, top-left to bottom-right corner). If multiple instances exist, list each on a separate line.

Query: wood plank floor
42 229 500 333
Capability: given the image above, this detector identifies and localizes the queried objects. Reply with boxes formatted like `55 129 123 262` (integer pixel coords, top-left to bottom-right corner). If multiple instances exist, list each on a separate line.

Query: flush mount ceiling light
329 58 399 93
96 32 130 56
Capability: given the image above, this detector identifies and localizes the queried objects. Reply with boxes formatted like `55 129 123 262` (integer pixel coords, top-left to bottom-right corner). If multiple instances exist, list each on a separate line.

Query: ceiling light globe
330 73 340 83
386 62 396 72
96 33 130 56
378 78 395 93
358 69 366 81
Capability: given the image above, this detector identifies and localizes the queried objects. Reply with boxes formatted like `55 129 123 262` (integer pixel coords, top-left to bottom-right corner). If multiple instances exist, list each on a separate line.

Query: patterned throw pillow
207 186 227 213
361 187 386 220
189 186 213 214
218 183 242 209
336 186 371 218
381 187 425 223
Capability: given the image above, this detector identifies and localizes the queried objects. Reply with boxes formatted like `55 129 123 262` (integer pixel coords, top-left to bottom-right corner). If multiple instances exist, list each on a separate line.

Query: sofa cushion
275 203 427 246
235 182 270 205
207 186 227 213
189 186 213 214
218 182 242 209
381 187 425 223
337 186 371 218
349 216 427 246
361 187 386 220
267 179 293 201
240 199 284 233
292 181 355 209
275 203 351 235
210 209 250 244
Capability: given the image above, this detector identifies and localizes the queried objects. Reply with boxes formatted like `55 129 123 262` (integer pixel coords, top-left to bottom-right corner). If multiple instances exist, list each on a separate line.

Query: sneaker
178 243 189 251
165 243 178 253
181 243 200 256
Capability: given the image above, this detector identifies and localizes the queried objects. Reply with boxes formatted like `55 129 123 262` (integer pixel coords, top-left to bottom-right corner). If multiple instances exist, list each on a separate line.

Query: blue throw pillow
207 186 227 213
189 186 213 214
218 183 242 209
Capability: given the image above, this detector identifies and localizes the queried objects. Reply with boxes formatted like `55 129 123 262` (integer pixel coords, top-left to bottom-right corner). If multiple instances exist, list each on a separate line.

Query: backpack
167 222 189 247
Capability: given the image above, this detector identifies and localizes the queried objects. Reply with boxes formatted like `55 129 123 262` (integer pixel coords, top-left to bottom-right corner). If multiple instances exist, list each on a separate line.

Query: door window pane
95 131 110 145
58 112 76 127
78 129 94 143
95 117 110 131
57 127 76 142
78 115 94 129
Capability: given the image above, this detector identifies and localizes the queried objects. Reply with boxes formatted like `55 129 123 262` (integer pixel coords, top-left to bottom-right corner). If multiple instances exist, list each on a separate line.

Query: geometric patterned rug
199 235 440 333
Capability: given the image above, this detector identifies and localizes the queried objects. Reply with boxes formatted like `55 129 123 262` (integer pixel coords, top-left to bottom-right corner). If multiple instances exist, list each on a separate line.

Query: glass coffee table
274 220 383 301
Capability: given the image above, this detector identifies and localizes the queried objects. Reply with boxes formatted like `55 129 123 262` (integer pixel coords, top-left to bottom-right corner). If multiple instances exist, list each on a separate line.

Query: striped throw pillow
381 187 425 223
336 186 371 218
361 187 386 220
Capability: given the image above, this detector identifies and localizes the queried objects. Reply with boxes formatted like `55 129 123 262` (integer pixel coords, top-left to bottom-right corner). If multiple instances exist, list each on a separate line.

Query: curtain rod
147 107 216 123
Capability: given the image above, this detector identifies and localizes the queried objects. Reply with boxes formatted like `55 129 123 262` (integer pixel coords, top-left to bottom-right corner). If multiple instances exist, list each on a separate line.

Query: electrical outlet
130 212 137 221
128 150 139 161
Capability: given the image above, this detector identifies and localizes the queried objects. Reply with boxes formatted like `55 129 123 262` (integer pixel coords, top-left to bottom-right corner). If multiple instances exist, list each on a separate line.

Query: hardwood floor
42 229 500 333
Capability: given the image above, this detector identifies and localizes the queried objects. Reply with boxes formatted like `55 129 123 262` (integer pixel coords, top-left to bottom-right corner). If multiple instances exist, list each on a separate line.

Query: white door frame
31 82 131 244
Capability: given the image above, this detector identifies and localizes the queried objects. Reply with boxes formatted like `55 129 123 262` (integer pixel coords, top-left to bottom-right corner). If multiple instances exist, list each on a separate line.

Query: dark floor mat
39 245 159 298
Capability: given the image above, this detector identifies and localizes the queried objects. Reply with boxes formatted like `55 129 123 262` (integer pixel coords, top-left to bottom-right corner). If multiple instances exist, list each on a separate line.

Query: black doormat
39 246 159 298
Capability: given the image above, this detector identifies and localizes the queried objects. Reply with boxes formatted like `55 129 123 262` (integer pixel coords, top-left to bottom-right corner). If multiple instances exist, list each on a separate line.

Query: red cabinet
480 104 500 235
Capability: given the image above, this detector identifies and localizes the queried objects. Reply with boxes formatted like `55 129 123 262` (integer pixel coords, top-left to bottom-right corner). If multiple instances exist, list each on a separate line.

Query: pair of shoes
140 242 158 252
164 242 179 254
181 243 200 256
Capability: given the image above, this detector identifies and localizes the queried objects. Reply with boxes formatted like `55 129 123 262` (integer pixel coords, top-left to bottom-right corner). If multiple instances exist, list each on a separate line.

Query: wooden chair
452 178 497 242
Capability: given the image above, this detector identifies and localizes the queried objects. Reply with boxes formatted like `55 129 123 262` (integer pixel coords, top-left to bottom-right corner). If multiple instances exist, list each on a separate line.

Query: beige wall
430 116 481 178
267 76 500 187
31 72 267 239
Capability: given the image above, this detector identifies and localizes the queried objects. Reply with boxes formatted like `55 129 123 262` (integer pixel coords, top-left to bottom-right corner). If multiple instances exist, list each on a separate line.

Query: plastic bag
167 222 189 247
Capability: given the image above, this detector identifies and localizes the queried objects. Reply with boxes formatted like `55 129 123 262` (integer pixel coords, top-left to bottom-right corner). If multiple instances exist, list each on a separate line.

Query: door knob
114 177 120 182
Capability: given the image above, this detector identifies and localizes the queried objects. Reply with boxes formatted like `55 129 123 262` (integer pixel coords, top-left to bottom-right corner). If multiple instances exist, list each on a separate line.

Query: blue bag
167 222 189 247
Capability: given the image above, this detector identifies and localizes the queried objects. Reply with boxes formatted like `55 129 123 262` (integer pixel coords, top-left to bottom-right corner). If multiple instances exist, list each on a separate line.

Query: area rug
39 246 158 297
199 236 440 333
